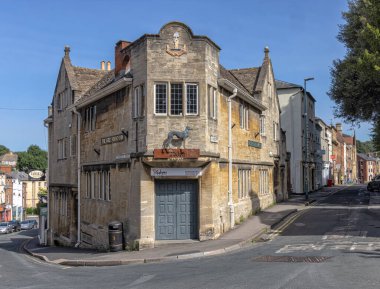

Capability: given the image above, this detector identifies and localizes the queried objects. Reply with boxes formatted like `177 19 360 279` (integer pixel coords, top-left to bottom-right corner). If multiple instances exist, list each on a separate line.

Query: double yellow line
267 187 348 240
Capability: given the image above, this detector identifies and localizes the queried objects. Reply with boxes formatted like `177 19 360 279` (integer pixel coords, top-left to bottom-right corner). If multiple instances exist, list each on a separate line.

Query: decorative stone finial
64 46 71 56
264 46 270 58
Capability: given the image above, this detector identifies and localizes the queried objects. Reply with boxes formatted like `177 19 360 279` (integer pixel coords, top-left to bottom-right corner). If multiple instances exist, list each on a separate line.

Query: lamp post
304 77 314 200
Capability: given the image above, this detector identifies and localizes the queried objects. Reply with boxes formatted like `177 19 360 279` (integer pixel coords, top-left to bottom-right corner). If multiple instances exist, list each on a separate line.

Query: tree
0 145 10 156
356 139 375 153
16 145 47 172
329 0 380 136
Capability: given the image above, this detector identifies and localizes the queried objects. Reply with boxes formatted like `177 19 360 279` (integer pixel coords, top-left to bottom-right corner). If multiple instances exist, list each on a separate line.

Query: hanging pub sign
29 170 44 179
153 149 200 159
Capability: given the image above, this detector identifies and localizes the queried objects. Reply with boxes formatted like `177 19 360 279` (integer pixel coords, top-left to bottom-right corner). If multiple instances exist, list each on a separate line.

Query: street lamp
304 77 314 200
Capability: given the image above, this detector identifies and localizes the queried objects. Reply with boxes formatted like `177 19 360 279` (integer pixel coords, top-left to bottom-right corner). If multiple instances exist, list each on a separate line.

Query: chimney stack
106 61 111 71
115 40 131 75
336 123 342 133
100 61 105 70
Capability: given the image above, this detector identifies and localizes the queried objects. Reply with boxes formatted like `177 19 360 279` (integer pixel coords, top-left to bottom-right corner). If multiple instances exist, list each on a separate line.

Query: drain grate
253 255 331 263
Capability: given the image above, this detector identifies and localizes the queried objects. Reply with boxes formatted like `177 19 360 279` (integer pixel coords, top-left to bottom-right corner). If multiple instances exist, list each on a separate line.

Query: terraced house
45 22 287 250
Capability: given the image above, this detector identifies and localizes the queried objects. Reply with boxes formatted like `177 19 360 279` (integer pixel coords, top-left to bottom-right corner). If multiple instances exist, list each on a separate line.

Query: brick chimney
115 40 131 75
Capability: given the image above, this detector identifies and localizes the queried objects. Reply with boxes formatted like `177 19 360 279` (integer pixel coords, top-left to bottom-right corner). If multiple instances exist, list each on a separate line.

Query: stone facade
46 22 287 250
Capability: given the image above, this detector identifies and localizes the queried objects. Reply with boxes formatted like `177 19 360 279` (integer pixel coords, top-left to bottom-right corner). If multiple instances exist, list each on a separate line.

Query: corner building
46 22 287 250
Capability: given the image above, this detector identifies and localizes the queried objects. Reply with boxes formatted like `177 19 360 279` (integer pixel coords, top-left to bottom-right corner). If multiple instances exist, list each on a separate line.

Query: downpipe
228 88 238 228
73 107 81 248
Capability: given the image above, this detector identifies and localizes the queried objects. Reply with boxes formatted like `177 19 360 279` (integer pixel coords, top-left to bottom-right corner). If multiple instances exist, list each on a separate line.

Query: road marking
276 241 380 254
127 274 155 288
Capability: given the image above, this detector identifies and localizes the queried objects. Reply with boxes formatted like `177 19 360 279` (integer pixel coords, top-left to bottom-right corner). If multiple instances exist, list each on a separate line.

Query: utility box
108 221 123 252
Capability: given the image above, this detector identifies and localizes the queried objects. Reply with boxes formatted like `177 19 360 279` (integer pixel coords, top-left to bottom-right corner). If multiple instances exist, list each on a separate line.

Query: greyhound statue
163 126 192 149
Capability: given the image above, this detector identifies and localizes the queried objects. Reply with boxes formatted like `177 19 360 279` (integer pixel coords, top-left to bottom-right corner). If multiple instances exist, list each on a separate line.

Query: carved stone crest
166 31 187 57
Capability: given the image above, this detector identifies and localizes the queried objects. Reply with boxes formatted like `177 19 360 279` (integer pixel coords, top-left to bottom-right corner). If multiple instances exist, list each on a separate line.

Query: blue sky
0 0 372 152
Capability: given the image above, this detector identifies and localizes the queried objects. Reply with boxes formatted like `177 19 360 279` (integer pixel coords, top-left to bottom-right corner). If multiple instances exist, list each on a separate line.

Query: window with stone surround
186 83 198 115
155 82 199 116
239 100 249 130
260 115 266 136
155 83 167 114
208 85 217 120
57 138 67 160
170 83 183 115
238 169 251 199
85 170 111 201
84 105 96 132
259 169 269 195
133 85 145 118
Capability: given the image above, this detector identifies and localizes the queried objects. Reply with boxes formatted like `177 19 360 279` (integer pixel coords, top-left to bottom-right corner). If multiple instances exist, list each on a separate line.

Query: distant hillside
356 140 374 154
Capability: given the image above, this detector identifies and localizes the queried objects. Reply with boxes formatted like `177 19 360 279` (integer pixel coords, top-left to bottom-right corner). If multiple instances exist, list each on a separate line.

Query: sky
0 0 373 152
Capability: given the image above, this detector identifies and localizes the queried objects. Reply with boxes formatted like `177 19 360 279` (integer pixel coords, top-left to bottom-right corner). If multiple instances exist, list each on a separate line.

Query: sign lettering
101 134 125 145
153 149 200 159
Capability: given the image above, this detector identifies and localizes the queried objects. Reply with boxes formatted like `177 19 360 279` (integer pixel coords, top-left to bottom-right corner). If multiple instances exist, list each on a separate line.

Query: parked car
9 220 21 232
0 222 13 234
367 175 380 192
20 219 38 230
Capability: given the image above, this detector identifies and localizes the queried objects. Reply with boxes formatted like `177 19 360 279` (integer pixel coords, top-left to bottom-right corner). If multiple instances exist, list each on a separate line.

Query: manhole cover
253 255 331 263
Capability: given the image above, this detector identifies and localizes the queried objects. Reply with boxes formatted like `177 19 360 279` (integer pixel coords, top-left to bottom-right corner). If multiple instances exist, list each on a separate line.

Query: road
1 185 380 289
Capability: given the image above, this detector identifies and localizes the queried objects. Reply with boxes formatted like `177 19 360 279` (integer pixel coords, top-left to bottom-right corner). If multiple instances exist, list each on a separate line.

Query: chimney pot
106 61 111 71
100 61 105 70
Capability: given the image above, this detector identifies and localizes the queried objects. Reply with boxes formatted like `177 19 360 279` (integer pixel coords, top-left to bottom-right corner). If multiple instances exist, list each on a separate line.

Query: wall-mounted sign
153 149 200 159
101 134 125 145
330 155 336 160
151 167 202 177
248 140 262 149
210 135 218 143
321 149 326 155
29 170 44 179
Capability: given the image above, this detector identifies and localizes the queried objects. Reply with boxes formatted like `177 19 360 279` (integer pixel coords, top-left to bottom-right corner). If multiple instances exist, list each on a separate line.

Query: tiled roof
0 153 18 163
357 153 376 161
73 66 109 96
219 65 252 95
275 80 302 90
83 70 115 97
228 67 260 95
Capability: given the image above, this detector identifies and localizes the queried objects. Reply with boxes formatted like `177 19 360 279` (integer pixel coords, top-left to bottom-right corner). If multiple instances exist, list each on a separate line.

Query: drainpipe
43 122 49 245
72 107 81 247
228 88 238 228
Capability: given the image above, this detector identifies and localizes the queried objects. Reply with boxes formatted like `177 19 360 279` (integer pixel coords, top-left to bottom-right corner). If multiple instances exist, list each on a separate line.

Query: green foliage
25 207 38 215
16 145 47 172
329 0 380 128
0 145 10 156
371 119 380 151
356 139 375 153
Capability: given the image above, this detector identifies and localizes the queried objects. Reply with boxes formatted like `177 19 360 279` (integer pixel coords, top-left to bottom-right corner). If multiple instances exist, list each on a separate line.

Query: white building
11 172 25 221
276 80 317 194
315 118 332 187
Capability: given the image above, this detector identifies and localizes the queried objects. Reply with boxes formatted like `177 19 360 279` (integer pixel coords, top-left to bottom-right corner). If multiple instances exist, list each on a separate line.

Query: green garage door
155 180 198 240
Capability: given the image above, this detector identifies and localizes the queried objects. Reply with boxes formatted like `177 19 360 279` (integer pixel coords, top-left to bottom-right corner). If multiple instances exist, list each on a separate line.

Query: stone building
343 133 357 183
46 22 287 250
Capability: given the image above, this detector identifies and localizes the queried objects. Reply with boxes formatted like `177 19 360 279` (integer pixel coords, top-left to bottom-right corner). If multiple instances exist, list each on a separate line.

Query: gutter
218 78 267 112
76 77 132 109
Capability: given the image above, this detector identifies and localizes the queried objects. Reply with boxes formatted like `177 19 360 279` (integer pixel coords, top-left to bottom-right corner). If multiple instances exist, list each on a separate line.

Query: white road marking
128 274 155 288
276 241 380 254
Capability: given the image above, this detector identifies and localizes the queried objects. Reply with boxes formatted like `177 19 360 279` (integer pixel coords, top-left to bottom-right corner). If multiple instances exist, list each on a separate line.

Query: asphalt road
1 185 380 289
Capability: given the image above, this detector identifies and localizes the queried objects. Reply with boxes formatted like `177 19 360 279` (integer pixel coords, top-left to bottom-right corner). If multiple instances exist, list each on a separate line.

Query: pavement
23 186 344 267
